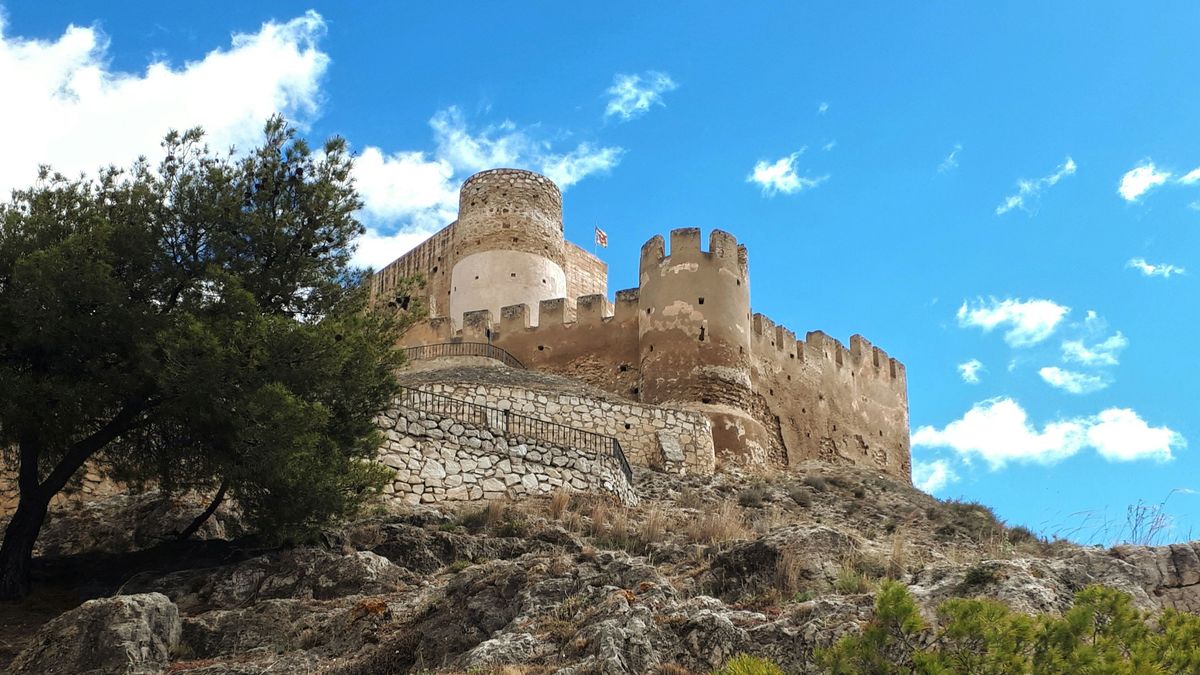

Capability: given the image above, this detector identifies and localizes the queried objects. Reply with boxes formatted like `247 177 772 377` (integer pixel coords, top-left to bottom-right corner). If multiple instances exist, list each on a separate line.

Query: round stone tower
637 228 774 464
449 169 568 328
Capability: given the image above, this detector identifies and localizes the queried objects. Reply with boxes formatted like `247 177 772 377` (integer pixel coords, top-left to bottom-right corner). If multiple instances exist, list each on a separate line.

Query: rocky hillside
4 464 1199 674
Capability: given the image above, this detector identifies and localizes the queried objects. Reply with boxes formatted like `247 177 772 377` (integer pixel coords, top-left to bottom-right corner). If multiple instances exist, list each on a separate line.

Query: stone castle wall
377 398 637 506
408 382 715 475
378 168 912 482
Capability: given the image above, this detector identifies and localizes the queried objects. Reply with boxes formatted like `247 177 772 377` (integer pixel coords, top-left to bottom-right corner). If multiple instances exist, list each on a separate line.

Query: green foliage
961 564 998 588
817 581 1200 673
711 653 786 675
0 117 421 578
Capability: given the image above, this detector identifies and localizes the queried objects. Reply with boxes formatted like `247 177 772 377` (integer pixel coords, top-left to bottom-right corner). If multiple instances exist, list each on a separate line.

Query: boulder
9 592 180 674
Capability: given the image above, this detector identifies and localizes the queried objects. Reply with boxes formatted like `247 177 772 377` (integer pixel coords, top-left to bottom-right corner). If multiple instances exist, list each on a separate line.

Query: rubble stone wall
376 401 638 507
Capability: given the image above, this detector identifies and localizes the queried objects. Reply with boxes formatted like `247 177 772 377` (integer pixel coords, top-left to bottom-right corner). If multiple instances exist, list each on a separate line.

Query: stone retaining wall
376 401 638 506
409 382 715 475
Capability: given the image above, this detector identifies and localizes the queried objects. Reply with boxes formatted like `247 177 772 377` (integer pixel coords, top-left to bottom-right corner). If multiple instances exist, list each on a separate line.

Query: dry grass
773 547 805 596
676 489 705 509
886 528 909 579
640 507 668 547
687 502 750 546
548 488 571 521
751 507 792 535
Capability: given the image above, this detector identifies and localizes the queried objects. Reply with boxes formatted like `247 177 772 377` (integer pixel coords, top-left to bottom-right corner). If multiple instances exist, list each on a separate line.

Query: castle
1 168 912 516
371 168 911 491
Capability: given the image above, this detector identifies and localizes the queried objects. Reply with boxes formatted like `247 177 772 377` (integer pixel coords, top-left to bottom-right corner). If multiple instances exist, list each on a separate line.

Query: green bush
711 653 786 675
817 580 1200 672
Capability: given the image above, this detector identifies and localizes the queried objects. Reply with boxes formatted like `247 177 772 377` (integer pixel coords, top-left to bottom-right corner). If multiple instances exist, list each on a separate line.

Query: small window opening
646 308 652 315
624 423 632 430
474 275 479 280
699 326 706 342
537 345 545 351
736 279 741 286
698 297 705 305
631 387 640 396
833 424 838 431
510 272 516 277
512 237 518 242
619 364 629 372
542 279 546 284
431 266 438 273
879 430 884 437
769 388 774 395
649 345 654 352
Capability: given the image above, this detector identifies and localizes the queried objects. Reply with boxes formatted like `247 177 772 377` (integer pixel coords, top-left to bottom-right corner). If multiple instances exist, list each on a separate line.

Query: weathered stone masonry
376 397 637 507
376 168 912 482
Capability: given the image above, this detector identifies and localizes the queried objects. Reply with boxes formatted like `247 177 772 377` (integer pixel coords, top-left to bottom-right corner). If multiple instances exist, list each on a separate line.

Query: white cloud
1062 332 1127 367
913 459 958 494
822 140 837 152
1178 168 1200 185
0 11 329 198
938 144 962 173
1039 366 1107 394
604 71 677 121
747 150 828 196
351 106 622 268
995 156 1076 215
958 359 984 384
817 101 829 114
1086 408 1183 462
540 143 624 189
957 297 1070 347
912 398 1086 469
1126 257 1186 278
912 398 1184 469
1118 162 1172 202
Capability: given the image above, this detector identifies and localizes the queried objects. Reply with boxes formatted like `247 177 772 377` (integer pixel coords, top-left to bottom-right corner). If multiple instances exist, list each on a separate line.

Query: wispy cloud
1126 257 1186 278
1118 161 1172 202
938 143 962 173
822 140 837 152
1038 367 1107 394
995 156 1076 215
957 297 1071 347
817 101 829 115
746 150 828 196
1178 167 1200 185
1062 332 1127 367
958 359 984 384
353 106 622 268
604 71 677 121
913 459 958 494
912 398 1183 469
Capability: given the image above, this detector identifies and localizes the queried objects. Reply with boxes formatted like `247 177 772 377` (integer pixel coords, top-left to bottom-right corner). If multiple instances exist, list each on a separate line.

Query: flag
594 226 608 248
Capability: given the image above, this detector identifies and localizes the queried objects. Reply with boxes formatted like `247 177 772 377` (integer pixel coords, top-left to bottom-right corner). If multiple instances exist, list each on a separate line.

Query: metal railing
396 385 632 482
401 342 525 369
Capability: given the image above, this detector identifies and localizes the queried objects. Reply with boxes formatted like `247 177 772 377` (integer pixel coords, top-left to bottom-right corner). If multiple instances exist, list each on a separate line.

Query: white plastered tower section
448 169 568 330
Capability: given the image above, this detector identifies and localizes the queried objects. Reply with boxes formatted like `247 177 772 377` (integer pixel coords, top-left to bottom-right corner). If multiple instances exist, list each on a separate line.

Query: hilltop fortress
371 168 911 492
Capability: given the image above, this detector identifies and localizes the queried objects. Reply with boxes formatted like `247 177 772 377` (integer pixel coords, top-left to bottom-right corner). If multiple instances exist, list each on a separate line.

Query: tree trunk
177 478 228 541
0 496 50 600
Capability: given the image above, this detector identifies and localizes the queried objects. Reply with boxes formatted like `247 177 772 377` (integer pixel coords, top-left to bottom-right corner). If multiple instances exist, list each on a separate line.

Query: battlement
461 168 562 203
639 228 749 278
385 169 911 483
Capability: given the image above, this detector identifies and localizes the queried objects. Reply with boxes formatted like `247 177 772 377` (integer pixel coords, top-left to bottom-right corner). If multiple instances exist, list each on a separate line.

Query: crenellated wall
376 168 912 483
748 315 910 478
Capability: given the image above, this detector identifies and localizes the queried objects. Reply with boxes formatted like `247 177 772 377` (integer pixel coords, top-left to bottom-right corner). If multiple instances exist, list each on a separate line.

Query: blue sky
2 2 1198 544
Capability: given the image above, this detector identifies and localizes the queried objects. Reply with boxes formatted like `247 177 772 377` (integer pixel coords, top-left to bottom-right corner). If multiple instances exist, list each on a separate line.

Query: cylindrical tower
449 169 567 328
638 228 773 463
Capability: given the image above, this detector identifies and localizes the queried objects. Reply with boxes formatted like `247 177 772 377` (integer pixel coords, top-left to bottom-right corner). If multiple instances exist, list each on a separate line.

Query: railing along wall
401 342 525 369
396 385 632 482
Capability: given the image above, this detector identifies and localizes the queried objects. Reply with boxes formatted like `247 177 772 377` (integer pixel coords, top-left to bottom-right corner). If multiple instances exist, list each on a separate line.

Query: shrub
834 563 872 594
710 654 785 675
1007 524 1041 544
738 484 770 508
852 486 866 499
448 560 471 573
817 582 1200 672
962 564 997 588
787 486 812 507
802 476 828 492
